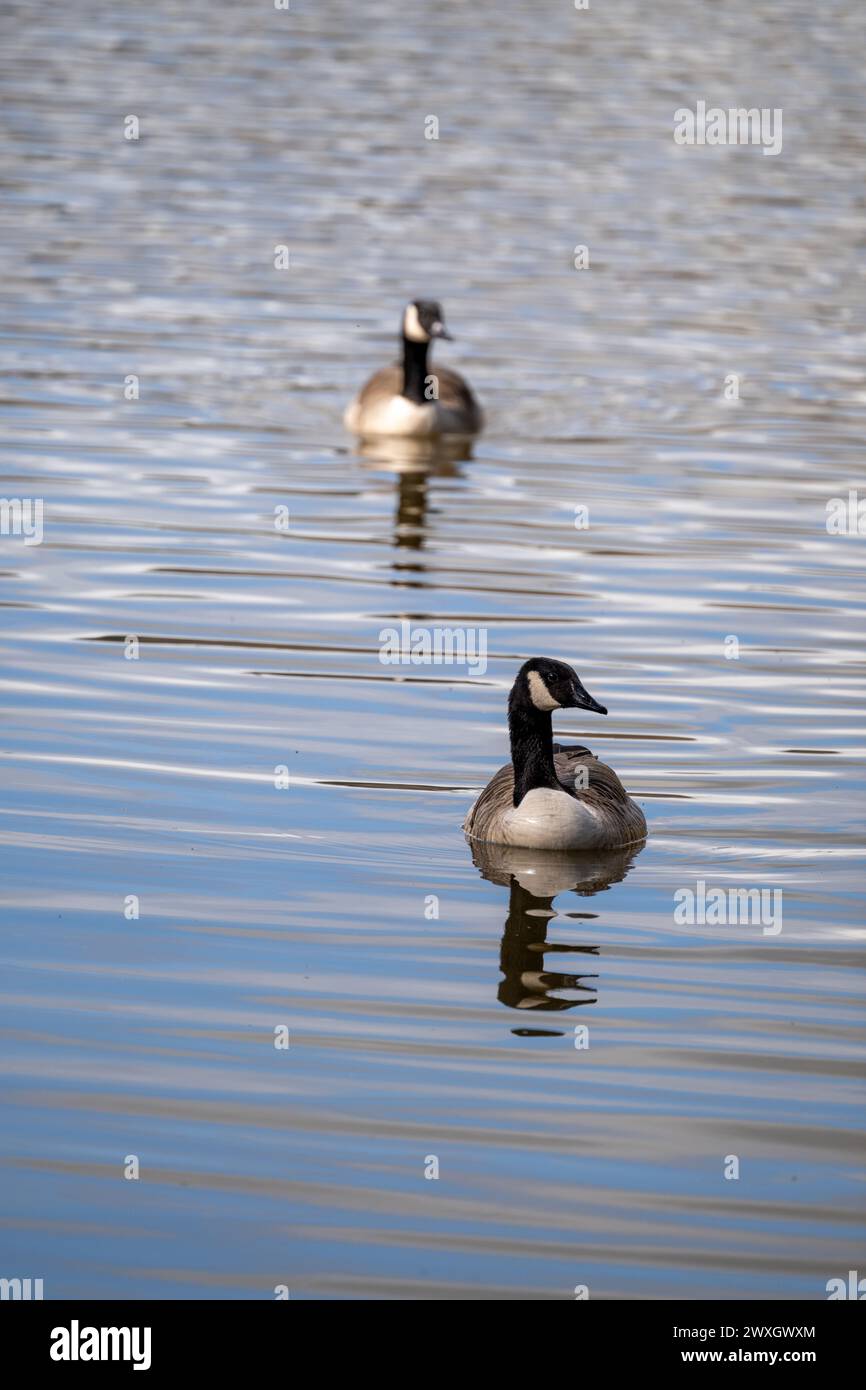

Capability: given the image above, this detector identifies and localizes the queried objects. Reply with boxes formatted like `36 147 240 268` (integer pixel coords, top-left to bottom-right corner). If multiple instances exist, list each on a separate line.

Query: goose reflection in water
356 435 473 556
469 839 645 1029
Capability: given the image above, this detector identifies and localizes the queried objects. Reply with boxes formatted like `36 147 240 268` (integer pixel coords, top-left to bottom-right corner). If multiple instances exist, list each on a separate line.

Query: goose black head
402 299 452 344
510 657 608 716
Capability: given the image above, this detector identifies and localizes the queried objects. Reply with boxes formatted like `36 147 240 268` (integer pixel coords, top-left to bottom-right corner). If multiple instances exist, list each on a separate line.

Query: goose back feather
344 361 482 437
463 743 647 848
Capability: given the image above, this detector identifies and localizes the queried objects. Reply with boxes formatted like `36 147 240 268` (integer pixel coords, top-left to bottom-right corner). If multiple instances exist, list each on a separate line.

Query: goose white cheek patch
403 303 429 342
527 670 561 711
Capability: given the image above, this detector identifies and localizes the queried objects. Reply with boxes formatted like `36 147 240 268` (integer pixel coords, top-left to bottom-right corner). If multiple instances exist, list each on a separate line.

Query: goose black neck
508 699 561 805
401 336 430 404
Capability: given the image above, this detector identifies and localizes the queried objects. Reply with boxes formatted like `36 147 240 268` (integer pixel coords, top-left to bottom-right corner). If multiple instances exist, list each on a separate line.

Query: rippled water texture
1 0 864 1299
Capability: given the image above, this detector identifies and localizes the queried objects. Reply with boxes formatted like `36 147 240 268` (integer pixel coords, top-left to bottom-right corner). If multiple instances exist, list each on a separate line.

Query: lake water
1 0 864 1300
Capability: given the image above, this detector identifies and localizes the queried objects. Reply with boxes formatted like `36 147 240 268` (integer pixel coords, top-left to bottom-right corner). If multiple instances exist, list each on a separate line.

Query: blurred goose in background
463 658 646 851
344 300 483 438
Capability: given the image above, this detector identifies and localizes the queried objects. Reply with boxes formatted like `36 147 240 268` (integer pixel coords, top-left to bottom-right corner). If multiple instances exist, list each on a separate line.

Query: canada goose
344 300 483 438
463 657 647 851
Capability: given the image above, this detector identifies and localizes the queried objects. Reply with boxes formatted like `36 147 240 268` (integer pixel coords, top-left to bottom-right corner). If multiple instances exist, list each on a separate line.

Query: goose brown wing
554 746 647 841
462 761 514 840
463 747 646 844
354 362 402 409
552 744 595 794
554 745 629 799
433 365 484 432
